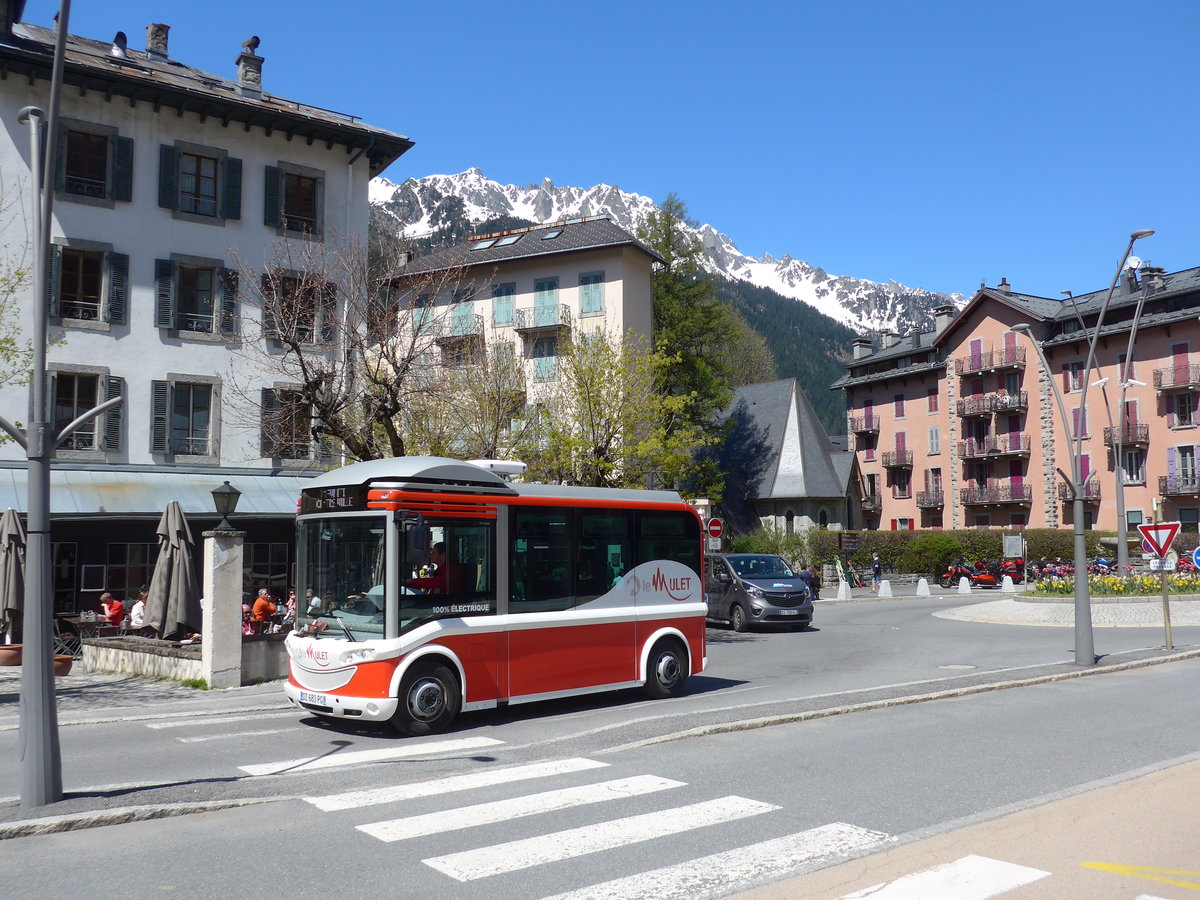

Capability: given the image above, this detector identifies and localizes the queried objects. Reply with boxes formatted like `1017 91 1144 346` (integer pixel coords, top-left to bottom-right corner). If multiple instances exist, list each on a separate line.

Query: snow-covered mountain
370 169 961 333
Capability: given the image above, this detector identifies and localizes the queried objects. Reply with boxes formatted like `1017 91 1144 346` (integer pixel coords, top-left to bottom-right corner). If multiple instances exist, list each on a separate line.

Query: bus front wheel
392 660 461 736
644 639 688 700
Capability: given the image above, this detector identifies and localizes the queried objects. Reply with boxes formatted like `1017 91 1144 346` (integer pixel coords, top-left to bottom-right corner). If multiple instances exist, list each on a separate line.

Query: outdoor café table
64 617 120 640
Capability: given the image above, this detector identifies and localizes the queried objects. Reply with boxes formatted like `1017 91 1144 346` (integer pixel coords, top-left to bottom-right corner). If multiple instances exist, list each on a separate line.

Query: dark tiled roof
727 379 850 501
830 357 945 390
398 217 664 276
2 22 412 176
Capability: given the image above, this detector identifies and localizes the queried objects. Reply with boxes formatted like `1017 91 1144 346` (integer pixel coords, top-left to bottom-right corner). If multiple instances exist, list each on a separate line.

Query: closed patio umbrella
0 508 25 643
144 501 201 639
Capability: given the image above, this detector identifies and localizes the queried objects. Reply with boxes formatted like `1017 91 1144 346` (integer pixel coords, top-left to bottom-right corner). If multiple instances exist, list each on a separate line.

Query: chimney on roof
852 337 874 360
997 277 1011 294
882 331 902 349
933 304 955 333
145 23 169 61
110 31 130 59
1142 265 1166 295
237 36 263 99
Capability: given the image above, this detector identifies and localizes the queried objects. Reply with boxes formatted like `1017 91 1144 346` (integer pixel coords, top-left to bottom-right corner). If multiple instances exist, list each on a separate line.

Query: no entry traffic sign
1137 522 1181 559
706 518 724 539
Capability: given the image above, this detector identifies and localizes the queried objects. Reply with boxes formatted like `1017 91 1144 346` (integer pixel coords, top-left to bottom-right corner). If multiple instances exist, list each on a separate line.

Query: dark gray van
705 553 814 632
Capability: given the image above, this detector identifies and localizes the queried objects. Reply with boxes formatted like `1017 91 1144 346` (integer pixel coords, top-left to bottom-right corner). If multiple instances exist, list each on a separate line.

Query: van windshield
728 555 795 579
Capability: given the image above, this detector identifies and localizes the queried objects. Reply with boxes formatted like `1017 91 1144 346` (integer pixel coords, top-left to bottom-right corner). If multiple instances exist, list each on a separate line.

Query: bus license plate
300 691 327 705
778 609 799 615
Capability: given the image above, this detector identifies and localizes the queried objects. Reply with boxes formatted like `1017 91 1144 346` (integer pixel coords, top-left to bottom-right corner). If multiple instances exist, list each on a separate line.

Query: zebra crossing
291 743 891 897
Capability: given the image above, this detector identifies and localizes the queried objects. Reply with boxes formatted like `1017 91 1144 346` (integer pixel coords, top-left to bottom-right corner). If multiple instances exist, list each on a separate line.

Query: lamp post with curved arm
1011 229 1154 666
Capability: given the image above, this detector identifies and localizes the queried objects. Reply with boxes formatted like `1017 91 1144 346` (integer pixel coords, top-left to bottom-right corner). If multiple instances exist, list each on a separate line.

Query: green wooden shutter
222 157 242 220
263 165 282 227
47 244 61 317
158 144 179 210
112 136 134 202
102 375 124 451
107 252 129 324
154 259 175 329
219 268 240 335
260 388 280 456
150 380 171 453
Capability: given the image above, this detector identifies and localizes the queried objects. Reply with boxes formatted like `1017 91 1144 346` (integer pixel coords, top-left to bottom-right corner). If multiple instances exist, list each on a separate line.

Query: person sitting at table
129 590 147 629
100 592 125 626
251 589 277 627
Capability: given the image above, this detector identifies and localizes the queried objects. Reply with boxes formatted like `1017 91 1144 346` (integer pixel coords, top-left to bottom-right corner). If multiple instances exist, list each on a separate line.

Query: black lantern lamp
211 480 242 532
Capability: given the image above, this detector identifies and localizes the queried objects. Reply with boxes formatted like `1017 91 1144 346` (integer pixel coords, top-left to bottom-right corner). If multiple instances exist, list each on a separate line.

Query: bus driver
408 542 466 595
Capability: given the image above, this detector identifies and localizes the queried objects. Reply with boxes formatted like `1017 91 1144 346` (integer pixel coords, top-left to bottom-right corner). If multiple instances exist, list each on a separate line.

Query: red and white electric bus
283 457 706 735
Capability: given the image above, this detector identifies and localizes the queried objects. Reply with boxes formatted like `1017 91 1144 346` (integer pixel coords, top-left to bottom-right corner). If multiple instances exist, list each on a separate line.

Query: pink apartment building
836 264 1199 536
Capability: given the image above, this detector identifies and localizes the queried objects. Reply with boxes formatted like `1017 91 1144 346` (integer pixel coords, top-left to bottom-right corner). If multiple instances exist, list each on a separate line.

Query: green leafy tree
523 327 708 489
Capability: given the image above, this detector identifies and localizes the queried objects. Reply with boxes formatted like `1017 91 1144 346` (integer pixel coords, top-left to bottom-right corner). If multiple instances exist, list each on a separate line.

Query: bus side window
636 512 700 576
580 511 632 597
511 510 573 613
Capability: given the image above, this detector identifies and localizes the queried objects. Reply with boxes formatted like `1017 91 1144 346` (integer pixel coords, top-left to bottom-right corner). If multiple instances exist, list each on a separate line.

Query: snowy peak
371 170 960 333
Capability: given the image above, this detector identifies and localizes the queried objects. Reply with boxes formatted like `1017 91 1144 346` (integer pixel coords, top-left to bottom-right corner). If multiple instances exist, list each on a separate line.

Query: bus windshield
297 516 387 641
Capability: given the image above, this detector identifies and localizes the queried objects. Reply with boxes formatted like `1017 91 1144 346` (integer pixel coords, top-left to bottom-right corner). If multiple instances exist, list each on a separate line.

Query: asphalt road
3 594 1198 898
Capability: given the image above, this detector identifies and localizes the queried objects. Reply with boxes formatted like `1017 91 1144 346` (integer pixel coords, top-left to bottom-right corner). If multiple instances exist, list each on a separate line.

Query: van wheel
392 660 460 736
731 604 749 633
644 639 687 699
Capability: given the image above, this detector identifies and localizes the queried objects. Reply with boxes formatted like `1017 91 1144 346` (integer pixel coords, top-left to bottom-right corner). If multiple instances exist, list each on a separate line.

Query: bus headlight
341 647 377 665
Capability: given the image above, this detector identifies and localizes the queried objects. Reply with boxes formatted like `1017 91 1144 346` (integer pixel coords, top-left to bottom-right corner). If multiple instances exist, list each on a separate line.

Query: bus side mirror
406 517 430 555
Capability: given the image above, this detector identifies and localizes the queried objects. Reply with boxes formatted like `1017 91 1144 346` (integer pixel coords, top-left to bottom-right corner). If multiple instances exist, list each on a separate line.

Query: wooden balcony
960 483 1033 506
1160 474 1200 496
1102 424 1150 447
955 347 1026 377
1057 481 1102 502
850 415 880 434
915 490 944 508
880 450 913 468
1153 364 1200 391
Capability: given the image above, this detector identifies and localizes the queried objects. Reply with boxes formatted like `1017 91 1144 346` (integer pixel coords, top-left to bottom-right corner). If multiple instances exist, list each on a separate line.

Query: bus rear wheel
392 660 460 736
644 639 688 700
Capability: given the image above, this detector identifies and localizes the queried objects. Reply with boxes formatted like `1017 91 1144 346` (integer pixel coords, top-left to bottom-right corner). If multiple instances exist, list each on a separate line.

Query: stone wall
82 638 202 681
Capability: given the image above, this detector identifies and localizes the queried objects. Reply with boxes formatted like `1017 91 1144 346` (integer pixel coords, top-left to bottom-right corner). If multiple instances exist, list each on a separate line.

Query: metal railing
861 494 882 512
1153 364 1200 390
1159 474 1200 495
515 304 571 332
850 415 880 433
960 483 1033 505
955 390 1028 417
1102 424 1149 447
880 450 913 467
954 347 1026 376
1057 481 1102 501
434 313 484 341
915 490 944 508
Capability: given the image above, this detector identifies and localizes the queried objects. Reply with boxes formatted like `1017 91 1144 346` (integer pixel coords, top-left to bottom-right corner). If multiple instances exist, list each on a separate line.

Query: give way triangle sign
1137 521 1181 558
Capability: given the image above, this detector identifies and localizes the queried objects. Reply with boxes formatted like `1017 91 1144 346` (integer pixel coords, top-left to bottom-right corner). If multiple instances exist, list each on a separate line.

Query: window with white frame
1176 392 1195 427
1121 447 1145 485
928 425 940 455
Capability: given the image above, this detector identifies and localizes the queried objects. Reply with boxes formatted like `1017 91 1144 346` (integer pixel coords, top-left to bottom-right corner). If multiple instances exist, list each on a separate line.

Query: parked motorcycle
998 557 1024 584
939 559 1000 589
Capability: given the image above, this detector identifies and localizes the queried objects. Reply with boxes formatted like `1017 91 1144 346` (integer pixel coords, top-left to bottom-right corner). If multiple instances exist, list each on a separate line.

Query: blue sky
23 0 1200 298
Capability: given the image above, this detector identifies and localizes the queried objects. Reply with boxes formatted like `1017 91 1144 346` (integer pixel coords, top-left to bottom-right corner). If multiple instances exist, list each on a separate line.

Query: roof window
495 234 522 247
541 229 563 240
470 238 498 251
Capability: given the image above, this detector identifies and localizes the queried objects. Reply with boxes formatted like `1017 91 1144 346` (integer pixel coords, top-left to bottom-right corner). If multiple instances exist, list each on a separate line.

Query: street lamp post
1011 228 1154 666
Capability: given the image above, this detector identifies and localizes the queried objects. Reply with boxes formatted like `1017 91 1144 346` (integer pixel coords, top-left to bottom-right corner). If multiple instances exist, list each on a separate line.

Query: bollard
958 575 972 594
837 579 851 601
878 579 893 598
916 577 930 597
1001 574 1016 593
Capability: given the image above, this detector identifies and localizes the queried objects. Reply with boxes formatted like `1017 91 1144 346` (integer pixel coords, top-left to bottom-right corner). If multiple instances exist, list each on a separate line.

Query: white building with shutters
0 7 410 614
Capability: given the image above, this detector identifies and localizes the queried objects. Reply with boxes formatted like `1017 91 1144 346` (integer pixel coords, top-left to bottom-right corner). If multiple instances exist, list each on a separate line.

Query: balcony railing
955 390 1028 418
515 303 572 333
861 494 882 512
1102 424 1150 447
1160 474 1200 496
991 433 1031 455
1153 364 1200 391
916 490 944 508
954 347 1026 377
957 439 990 459
850 415 880 434
1056 481 1102 501
880 450 913 468
434 313 484 343
960 483 1033 505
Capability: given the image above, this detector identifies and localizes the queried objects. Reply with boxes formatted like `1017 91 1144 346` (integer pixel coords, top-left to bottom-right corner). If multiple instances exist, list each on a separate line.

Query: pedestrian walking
871 552 882 593
807 565 821 600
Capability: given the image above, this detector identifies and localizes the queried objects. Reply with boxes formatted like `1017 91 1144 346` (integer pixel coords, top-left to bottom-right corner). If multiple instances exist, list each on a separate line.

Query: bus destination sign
300 484 368 515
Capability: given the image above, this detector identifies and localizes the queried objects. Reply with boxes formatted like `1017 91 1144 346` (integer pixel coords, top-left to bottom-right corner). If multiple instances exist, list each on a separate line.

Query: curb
0 797 288 840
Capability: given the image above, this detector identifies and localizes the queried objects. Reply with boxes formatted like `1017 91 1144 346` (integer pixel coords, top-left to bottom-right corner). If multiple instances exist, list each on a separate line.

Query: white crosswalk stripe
836 854 1051 899
359 774 684 842
238 735 504 776
541 822 891 900
306 757 609 812
423 795 781 882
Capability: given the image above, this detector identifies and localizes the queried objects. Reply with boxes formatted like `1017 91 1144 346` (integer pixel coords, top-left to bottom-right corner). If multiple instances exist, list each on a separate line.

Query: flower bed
1033 571 1200 596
